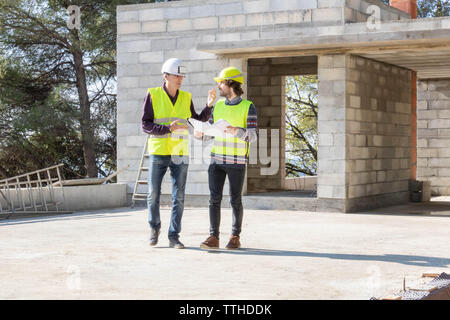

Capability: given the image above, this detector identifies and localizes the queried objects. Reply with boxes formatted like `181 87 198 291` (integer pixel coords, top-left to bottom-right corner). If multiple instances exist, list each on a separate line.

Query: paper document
188 118 232 138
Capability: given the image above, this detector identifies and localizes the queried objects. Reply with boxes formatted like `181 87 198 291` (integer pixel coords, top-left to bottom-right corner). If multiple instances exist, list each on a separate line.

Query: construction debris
374 273 450 300
53 165 129 187
0 164 129 219
0 164 67 218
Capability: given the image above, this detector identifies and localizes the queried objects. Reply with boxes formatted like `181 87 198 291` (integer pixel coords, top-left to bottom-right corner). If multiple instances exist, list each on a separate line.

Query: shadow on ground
152 246 450 268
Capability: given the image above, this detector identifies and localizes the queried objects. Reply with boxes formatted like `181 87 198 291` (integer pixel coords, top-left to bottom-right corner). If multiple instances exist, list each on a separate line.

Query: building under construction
115 0 450 213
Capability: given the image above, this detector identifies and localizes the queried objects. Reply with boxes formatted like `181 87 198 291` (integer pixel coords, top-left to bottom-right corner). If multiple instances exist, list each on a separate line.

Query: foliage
285 76 318 177
0 0 149 179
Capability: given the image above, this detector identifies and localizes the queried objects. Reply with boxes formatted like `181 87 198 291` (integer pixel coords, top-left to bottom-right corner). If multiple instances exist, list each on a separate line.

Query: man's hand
194 130 204 139
207 89 216 107
169 120 189 132
224 126 239 136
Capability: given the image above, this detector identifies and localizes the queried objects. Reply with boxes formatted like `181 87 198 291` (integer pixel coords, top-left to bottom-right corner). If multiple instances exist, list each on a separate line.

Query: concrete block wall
116 0 414 205
0 184 128 213
345 55 412 211
317 54 412 212
117 0 254 196
317 54 347 209
116 0 361 197
417 79 450 196
247 56 317 193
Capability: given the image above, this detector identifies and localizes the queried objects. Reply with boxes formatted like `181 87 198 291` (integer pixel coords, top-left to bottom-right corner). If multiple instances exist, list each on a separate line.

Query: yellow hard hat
214 67 244 84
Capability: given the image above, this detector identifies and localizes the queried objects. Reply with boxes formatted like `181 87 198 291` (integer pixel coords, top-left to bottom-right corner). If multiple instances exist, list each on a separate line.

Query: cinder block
430 100 450 109
287 10 304 24
215 2 243 15
312 7 342 21
164 6 190 20
189 5 216 18
117 52 139 67
246 13 265 26
349 95 361 108
318 95 345 108
167 19 192 32
163 49 191 61
317 185 333 198
139 8 165 21
176 36 198 49
117 98 141 113
151 38 177 50
318 68 345 81
118 123 140 137
139 75 166 88
429 138 450 148
319 173 345 188
188 48 217 61
270 0 317 11
141 21 167 33
318 0 346 8
117 40 152 53
118 22 140 35
193 17 218 30
242 0 270 14
138 51 164 64
119 77 139 89
126 135 147 147
118 10 139 23
437 110 450 119
219 15 247 29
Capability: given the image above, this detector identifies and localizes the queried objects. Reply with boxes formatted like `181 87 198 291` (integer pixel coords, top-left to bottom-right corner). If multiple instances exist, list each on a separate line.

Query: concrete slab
197 17 450 79
0 202 449 300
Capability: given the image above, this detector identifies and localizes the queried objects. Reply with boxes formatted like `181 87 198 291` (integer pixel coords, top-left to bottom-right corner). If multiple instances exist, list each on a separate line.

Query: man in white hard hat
142 58 216 249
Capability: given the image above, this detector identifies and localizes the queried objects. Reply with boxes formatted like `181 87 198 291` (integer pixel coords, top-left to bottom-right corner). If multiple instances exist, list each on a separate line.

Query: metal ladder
131 136 149 208
0 164 68 218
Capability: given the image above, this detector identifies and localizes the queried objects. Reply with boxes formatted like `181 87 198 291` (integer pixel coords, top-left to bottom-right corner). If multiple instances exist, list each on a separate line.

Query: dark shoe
225 235 241 250
149 228 160 246
200 235 219 249
169 238 185 249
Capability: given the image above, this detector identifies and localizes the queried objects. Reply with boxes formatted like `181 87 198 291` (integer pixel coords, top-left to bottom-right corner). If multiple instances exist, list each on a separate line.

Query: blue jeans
147 155 189 240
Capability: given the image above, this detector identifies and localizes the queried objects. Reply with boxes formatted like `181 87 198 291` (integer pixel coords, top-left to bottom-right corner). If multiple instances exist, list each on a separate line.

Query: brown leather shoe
225 235 241 250
200 235 219 249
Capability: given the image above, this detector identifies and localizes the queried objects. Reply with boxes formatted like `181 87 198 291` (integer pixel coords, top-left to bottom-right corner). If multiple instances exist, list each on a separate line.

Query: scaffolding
0 164 68 219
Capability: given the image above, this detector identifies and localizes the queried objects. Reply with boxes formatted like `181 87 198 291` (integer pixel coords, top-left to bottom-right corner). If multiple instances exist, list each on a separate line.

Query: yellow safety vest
211 99 252 159
147 87 192 155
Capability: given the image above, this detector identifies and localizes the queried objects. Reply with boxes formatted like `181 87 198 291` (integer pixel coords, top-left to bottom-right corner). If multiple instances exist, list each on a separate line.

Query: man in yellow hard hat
195 66 258 250
142 58 216 249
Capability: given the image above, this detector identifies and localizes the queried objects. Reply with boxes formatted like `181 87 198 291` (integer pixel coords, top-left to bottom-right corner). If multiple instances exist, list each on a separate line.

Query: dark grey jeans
208 163 246 239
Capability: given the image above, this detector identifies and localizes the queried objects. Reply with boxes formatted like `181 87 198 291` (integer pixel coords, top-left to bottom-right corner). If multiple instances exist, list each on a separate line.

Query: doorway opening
284 75 318 194
246 56 318 197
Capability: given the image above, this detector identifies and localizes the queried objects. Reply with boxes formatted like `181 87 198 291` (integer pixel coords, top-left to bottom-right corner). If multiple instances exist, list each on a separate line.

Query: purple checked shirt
141 83 212 135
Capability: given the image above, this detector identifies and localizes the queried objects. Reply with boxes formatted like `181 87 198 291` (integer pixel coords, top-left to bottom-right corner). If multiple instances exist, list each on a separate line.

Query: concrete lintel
197 17 450 56
117 0 241 11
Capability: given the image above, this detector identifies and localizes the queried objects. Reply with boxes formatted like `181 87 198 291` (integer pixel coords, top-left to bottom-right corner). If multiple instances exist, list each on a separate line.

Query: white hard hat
161 58 186 76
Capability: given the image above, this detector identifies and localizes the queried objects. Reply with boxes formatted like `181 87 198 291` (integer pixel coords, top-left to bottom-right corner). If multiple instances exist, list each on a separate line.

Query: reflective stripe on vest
147 87 192 155
211 99 251 157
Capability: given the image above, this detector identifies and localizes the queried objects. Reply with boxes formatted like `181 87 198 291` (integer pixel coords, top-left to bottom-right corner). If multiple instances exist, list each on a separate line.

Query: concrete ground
0 200 449 300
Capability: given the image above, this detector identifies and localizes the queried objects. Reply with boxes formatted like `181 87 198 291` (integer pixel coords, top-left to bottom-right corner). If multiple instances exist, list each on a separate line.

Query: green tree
0 57 85 179
380 0 449 17
285 75 318 177
0 0 150 179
